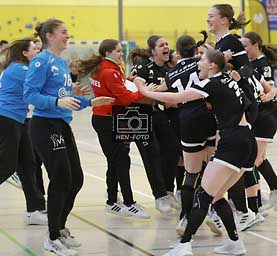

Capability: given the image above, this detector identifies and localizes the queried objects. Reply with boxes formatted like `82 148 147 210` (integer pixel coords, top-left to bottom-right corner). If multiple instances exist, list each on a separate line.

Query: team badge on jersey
51 65 59 76
263 66 271 77
58 87 71 98
35 62 41 68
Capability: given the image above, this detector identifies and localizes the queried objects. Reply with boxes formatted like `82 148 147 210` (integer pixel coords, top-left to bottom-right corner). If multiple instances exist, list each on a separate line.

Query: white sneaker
205 212 223 236
163 242 193 256
8 172 22 188
252 212 265 225
44 237 78 256
214 239 246 255
124 203 150 219
258 206 269 217
266 190 277 210
105 202 130 217
175 190 182 204
155 196 172 213
235 210 256 232
24 210 48 225
60 228 81 248
176 217 187 237
168 192 181 209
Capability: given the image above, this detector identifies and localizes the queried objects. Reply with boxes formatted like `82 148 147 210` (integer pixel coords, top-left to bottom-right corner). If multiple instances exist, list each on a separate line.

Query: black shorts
212 126 257 172
252 102 277 142
179 101 217 153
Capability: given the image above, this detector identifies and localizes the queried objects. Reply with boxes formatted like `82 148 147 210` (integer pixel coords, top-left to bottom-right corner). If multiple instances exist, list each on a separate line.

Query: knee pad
182 172 201 189
192 186 213 211
244 170 258 189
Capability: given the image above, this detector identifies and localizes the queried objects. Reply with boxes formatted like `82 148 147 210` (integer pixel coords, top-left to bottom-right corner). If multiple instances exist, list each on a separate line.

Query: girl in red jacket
78 39 150 219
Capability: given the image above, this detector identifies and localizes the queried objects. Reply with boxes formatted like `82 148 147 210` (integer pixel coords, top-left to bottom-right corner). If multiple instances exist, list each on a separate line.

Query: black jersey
165 57 200 92
192 73 249 129
215 33 250 70
247 71 264 101
250 55 274 84
165 57 205 108
133 58 168 85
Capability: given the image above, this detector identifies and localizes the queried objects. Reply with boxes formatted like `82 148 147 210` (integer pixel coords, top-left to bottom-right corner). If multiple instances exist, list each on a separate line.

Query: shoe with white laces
105 202 130 217
124 203 150 219
60 228 81 248
235 210 256 232
167 192 181 209
176 217 187 237
175 190 182 204
163 242 193 256
155 196 172 213
205 210 223 236
44 237 78 256
214 239 246 255
24 210 48 225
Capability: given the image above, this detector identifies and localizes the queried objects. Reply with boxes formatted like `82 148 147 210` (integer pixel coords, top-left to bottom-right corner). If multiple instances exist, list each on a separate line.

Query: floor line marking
77 139 277 246
83 172 153 199
246 231 277 244
71 212 155 256
0 224 37 256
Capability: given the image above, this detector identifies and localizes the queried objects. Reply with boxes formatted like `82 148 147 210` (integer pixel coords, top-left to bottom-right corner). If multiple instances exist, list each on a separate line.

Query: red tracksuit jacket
91 59 143 116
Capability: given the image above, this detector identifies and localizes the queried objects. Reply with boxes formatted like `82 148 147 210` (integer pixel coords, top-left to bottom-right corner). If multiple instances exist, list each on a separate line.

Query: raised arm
136 82 203 104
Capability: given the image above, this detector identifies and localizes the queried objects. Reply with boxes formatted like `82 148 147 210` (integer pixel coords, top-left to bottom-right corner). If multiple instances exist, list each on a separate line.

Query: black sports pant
92 115 134 206
30 117 84 240
153 110 180 192
0 116 45 212
26 118 45 195
135 109 179 198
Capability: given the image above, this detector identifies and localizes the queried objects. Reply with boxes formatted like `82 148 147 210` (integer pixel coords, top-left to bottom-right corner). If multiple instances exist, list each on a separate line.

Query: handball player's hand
73 82 91 96
57 97 80 110
91 97 115 107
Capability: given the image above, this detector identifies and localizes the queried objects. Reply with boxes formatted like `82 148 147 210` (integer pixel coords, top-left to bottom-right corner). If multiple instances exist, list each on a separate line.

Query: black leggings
92 115 134 205
30 117 84 240
0 116 45 212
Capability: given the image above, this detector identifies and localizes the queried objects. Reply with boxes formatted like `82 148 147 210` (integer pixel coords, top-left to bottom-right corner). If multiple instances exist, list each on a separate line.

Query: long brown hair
1 38 34 69
213 4 250 30
243 32 277 65
128 35 163 64
176 31 208 58
77 39 119 76
34 19 64 48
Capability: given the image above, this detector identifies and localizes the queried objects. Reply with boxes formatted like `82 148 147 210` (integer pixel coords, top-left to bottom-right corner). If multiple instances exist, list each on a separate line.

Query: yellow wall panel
0 2 275 46
0 6 117 41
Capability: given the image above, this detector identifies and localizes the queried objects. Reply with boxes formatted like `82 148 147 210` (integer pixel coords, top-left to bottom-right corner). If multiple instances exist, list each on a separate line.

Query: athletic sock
228 176 248 213
257 159 277 190
213 198 239 241
181 187 213 243
247 196 259 214
257 189 262 208
176 166 185 190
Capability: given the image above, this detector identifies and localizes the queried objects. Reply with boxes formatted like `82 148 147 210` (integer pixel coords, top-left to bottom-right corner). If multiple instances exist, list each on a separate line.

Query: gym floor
1 108 277 256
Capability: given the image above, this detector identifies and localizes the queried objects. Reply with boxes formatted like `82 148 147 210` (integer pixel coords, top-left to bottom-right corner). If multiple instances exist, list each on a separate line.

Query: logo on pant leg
50 134 66 151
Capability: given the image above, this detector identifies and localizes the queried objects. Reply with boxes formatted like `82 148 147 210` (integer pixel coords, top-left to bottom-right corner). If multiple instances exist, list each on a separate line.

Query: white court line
83 172 153 199
246 231 277 244
77 139 277 245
